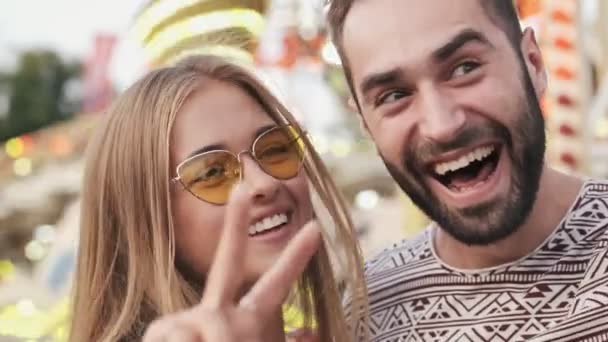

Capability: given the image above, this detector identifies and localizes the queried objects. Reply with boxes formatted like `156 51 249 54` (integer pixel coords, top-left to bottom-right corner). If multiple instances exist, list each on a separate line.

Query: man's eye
376 90 408 107
451 61 481 78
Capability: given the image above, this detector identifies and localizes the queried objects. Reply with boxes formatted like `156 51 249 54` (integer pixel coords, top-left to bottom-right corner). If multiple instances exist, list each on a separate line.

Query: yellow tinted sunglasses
171 125 305 205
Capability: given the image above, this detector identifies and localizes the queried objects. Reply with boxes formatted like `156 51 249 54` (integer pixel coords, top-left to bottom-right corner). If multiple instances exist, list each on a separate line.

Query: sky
0 0 147 88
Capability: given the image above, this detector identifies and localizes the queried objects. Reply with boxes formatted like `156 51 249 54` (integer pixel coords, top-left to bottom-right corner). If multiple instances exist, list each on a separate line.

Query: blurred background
0 0 606 340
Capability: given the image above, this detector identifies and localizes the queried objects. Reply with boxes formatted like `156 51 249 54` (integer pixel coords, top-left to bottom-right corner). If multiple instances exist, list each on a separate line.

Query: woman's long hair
69 55 367 341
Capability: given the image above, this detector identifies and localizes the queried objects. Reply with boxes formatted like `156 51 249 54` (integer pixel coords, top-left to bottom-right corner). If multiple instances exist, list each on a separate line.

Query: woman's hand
286 329 319 342
143 184 321 341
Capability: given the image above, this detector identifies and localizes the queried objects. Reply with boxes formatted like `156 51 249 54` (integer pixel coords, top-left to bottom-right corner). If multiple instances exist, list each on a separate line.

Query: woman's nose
239 155 280 202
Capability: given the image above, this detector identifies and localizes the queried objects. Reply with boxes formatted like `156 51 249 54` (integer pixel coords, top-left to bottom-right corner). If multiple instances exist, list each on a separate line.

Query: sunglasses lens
176 126 304 205
254 125 304 179
177 151 240 204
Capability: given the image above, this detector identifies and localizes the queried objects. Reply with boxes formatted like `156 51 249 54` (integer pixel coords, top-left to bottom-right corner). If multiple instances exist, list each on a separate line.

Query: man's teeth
434 146 495 176
248 213 288 236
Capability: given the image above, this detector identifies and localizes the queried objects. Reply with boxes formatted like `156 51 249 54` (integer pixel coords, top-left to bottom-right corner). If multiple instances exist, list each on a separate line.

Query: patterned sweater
354 180 608 341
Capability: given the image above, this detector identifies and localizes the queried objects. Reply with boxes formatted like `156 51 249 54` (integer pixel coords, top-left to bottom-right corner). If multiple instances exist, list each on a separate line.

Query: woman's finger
165 329 203 342
239 220 321 317
202 183 251 308
143 316 202 342
142 319 169 341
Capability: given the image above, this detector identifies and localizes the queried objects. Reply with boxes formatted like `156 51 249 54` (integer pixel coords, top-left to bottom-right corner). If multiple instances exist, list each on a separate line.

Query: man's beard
383 74 545 245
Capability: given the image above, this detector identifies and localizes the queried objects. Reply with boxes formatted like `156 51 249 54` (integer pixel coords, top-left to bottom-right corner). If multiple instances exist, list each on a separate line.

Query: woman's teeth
248 213 288 236
433 146 494 176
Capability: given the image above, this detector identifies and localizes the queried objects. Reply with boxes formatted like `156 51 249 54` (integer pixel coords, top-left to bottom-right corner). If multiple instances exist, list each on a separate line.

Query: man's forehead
342 0 494 82
345 0 484 32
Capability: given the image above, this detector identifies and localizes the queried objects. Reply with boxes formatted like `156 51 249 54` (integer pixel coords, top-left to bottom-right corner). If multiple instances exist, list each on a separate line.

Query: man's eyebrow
359 68 402 101
432 28 494 62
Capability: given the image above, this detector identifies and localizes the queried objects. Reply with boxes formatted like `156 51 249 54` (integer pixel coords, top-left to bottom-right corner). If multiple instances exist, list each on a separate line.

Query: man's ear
346 96 371 138
520 27 547 98
357 113 372 139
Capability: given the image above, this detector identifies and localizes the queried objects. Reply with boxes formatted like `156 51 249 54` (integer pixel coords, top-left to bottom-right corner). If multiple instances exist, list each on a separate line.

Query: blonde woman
69 55 367 341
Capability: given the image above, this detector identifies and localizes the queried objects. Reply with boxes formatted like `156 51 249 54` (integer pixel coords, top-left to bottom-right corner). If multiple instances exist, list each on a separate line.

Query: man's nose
417 84 466 143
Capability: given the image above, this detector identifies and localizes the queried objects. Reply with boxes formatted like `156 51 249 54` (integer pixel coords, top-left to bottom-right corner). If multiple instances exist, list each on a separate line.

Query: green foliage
0 50 82 141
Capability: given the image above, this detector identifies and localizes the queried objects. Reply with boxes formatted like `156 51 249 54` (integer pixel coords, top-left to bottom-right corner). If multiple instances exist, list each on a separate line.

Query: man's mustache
406 123 512 170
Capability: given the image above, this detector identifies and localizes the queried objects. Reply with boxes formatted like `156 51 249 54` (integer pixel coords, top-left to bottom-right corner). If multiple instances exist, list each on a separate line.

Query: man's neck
434 166 585 270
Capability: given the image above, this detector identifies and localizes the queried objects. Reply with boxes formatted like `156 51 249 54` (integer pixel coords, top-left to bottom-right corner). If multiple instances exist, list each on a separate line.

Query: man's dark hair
326 0 524 108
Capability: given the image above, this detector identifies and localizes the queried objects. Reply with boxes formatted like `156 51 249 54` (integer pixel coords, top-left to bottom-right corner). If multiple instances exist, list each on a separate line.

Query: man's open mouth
430 144 501 193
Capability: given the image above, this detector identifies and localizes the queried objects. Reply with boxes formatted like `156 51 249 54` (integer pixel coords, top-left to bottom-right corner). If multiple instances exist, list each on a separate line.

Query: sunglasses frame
170 124 307 204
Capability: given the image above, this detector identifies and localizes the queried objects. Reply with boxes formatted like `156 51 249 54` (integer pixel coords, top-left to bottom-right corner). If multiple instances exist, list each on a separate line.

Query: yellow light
16 300 37 317
13 158 32 176
133 0 203 41
165 45 254 66
596 117 608 139
5 137 24 159
331 139 352 158
0 260 15 280
283 304 314 331
0 296 71 339
145 9 265 62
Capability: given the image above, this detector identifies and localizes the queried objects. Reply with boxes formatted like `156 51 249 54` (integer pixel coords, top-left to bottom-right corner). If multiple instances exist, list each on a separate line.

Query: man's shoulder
566 179 608 225
363 227 435 279
580 179 608 195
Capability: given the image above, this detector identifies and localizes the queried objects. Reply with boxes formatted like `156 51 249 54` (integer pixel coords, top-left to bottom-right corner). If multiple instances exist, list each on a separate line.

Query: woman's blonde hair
69 54 367 341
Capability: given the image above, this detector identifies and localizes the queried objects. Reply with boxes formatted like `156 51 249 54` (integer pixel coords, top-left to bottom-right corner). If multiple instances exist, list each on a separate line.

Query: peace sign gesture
143 184 320 342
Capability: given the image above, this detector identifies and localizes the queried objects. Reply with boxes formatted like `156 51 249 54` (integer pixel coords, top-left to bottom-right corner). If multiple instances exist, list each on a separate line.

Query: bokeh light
16 300 37 317
355 189 380 210
25 241 47 261
330 139 352 158
5 137 24 159
0 260 15 281
13 157 32 176
321 41 341 65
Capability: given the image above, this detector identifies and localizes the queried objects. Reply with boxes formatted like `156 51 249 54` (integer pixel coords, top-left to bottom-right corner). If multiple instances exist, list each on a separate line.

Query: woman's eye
204 166 224 179
187 165 227 187
452 61 480 78
192 165 224 184
261 144 289 156
376 90 408 107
